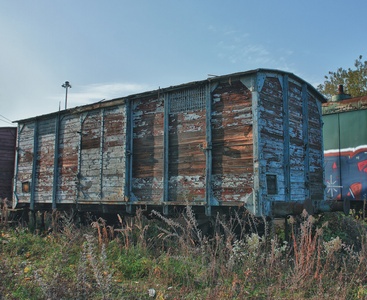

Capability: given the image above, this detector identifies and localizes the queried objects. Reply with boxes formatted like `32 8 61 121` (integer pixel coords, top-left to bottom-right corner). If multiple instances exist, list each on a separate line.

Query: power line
0 113 13 125
0 113 12 123
0 118 14 125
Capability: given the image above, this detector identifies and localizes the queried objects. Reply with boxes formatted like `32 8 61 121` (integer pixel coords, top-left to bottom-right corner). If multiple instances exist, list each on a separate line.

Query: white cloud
213 28 294 71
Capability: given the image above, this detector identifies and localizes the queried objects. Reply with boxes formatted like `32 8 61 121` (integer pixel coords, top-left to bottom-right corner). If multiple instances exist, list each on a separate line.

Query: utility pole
62 81 72 109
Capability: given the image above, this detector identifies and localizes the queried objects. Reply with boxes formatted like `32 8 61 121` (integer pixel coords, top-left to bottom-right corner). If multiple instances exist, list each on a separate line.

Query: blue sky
1 0 367 126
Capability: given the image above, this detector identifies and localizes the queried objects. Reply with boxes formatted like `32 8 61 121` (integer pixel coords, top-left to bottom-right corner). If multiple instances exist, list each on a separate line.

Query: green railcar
323 91 367 203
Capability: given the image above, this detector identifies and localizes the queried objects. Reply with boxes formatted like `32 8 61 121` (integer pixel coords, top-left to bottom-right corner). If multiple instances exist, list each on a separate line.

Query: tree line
317 55 367 100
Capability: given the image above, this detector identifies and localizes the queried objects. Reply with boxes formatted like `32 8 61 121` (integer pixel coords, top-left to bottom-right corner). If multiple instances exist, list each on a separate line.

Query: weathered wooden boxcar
0 127 17 202
323 85 367 206
13 69 329 217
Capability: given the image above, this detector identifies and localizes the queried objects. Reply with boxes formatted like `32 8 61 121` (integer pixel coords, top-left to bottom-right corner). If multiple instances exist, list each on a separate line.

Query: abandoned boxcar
13 69 334 217
0 127 17 202
323 85 367 206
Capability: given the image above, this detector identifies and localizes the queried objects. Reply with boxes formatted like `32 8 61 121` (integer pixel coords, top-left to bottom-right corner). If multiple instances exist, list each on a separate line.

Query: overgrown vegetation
317 55 367 99
1 200 367 299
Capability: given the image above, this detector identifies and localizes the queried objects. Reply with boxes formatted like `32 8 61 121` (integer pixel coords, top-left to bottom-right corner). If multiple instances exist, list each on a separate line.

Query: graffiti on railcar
325 145 367 201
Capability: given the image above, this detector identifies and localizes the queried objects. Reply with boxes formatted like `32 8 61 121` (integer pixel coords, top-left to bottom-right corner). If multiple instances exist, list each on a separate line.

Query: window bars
169 86 206 114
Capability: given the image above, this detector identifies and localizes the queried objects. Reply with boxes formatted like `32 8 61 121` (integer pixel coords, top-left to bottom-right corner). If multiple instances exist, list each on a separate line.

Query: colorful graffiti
325 145 367 201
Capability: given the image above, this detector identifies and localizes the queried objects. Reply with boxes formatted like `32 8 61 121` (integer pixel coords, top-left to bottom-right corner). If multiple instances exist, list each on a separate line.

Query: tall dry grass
1 205 367 299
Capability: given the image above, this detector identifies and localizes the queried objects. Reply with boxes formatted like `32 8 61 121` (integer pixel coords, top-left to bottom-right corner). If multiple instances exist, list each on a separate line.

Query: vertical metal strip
13 124 24 208
302 84 310 200
205 83 213 216
337 113 342 199
283 75 290 202
125 99 134 213
163 93 170 215
30 119 39 210
320 102 326 203
252 74 262 216
77 113 87 208
52 114 61 210
99 109 105 200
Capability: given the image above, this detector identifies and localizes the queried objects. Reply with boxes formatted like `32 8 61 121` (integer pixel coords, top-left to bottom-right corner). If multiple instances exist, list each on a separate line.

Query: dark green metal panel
323 114 340 151
339 110 367 149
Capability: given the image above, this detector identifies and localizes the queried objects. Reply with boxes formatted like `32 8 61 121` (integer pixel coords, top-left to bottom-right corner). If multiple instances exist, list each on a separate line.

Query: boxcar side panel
288 80 306 201
168 88 206 203
308 93 324 200
14 123 35 205
211 80 254 203
57 115 79 204
102 106 126 203
259 76 285 202
34 118 56 203
132 96 164 203
79 111 102 202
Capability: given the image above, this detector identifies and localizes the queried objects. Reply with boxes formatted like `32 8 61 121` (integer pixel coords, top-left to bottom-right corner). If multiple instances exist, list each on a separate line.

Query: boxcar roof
14 68 326 123
322 95 367 115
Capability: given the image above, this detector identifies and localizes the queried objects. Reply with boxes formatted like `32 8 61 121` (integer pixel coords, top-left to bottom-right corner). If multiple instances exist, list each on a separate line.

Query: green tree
317 55 367 100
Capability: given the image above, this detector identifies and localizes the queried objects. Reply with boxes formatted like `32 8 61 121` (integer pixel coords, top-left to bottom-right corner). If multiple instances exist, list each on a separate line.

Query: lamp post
62 81 72 109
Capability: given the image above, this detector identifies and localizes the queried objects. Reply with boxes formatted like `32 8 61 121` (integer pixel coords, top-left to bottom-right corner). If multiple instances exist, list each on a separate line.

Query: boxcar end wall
13 69 329 217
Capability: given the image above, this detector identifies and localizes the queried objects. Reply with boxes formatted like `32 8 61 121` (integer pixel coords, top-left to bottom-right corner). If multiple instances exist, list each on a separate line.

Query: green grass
1 207 367 299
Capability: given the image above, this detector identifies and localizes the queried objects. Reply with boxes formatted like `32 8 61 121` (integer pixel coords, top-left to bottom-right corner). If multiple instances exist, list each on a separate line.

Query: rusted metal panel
0 127 16 201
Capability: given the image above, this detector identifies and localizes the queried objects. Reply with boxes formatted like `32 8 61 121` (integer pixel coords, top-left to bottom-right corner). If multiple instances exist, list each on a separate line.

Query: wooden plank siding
132 96 165 203
308 93 324 200
211 80 253 203
57 115 79 204
14 123 35 206
12 69 326 217
33 118 56 203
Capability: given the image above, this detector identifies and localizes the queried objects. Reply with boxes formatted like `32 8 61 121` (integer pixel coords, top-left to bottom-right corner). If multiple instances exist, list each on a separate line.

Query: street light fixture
62 81 72 109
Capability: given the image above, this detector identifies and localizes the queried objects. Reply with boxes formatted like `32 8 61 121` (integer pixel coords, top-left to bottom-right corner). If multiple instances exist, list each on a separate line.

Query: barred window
38 118 56 136
170 86 206 114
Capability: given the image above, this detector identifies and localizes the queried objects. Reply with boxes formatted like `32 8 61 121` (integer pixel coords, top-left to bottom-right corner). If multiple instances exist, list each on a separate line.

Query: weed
1 208 367 299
